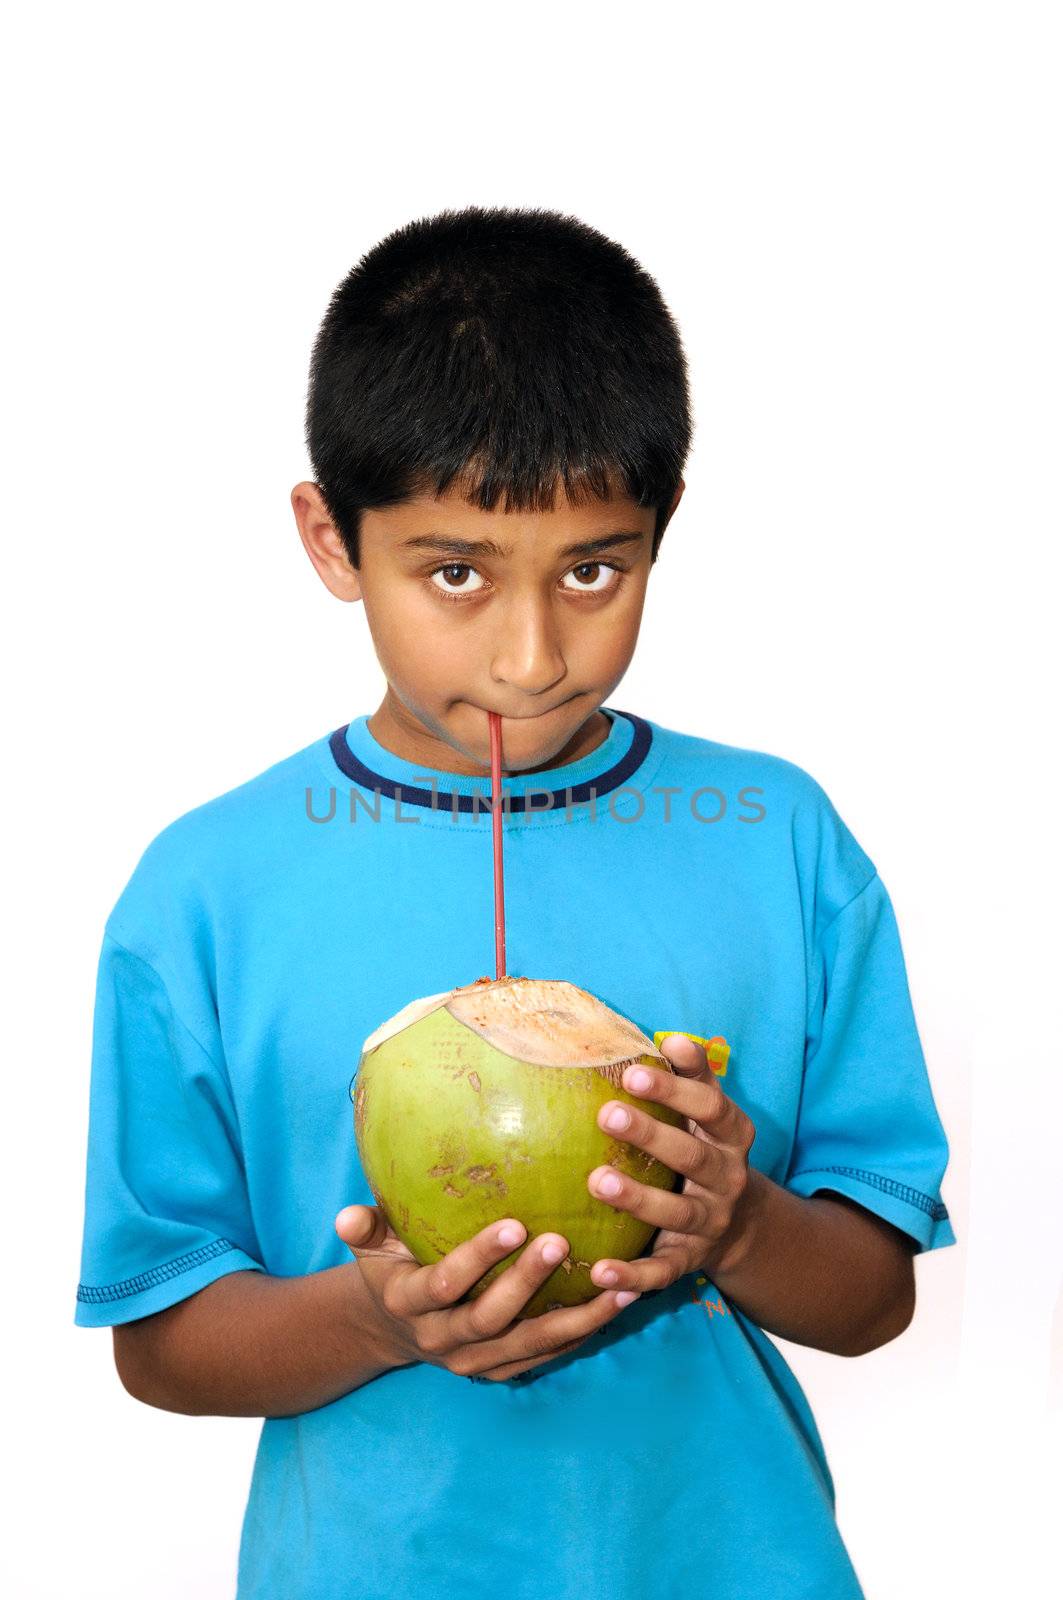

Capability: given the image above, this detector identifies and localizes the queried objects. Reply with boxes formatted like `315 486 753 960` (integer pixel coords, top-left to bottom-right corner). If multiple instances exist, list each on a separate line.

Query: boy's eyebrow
399 531 646 560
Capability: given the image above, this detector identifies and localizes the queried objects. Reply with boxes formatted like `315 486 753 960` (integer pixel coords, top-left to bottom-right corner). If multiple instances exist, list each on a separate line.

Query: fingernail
594 1169 622 1197
603 1104 630 1132
497 1223 525 1248
615 1291 641 1308
625 1067 653 1093
597 1267 619 1286
542 1240 566 1265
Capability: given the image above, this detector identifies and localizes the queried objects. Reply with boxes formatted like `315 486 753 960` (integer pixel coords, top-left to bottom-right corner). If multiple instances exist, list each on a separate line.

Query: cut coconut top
359 974 667 1070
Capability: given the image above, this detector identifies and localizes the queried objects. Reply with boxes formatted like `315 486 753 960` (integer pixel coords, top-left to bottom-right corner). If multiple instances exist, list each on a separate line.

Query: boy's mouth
477 695 579 723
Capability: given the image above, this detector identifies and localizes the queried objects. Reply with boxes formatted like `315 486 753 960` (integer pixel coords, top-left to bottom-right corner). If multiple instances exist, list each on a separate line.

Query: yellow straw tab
653 1031 730 1077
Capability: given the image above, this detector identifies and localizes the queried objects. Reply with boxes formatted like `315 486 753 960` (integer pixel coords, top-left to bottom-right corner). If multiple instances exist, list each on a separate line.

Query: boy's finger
440 1227 576 1340
392 1219 532 1319
587 1157 707 1235
463 1281 638 1376
622 1060 743 1142
475 1336 588 1383
588 1239 689 1295
658 1033 711 1076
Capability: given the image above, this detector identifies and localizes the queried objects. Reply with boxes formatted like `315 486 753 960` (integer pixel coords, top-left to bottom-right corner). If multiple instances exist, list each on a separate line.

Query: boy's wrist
343 1262 416 1374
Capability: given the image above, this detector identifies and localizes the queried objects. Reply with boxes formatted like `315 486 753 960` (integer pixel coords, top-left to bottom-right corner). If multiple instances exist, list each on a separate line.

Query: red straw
488 711 507 980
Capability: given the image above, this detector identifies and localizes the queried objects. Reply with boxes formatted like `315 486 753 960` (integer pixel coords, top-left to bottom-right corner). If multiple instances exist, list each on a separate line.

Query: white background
3 3 1060 1595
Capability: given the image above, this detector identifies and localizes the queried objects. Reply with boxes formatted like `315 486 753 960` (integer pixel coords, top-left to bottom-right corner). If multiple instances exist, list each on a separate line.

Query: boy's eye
429 563 487 596
560 562 621 595
426 559 623 601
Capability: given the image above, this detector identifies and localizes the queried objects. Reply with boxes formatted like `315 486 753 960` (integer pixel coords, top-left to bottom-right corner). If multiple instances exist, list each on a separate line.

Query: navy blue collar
328 707 652 815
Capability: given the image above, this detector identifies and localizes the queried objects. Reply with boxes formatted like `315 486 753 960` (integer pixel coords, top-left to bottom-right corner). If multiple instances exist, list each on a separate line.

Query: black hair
304 205 692 567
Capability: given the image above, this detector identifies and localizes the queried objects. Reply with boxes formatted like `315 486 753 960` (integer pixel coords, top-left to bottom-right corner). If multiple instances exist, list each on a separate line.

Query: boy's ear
291 482 363 601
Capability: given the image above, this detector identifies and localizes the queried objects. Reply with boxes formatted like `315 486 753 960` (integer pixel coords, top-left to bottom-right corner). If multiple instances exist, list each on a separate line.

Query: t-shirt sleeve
74 929 266 1327
784 869 956 1254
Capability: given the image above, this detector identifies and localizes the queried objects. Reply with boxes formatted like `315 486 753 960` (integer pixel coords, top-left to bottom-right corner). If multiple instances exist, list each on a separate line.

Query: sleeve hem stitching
77 1238 239 1304
789 1164 950 1220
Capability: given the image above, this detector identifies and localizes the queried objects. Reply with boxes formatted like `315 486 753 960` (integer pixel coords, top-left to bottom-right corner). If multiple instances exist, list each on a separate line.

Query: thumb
658 1032 711 1077
335 1203 391 1255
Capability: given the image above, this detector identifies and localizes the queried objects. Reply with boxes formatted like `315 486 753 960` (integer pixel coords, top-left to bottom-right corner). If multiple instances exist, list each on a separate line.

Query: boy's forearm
113 1263 412 1418
707 1170 916 1357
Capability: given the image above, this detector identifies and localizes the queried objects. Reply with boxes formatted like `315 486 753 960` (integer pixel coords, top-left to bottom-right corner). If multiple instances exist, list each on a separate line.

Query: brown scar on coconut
353 975 684 1320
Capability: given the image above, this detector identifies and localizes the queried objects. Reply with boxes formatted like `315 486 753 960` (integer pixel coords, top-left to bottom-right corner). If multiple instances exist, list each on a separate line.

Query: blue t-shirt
75 706 955 1600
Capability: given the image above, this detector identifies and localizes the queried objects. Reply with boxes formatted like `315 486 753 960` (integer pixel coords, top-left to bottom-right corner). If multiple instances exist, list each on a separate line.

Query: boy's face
293 474 682 776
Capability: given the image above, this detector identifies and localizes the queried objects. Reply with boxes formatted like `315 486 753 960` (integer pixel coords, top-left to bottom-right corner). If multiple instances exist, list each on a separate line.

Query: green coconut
352 974 684 1319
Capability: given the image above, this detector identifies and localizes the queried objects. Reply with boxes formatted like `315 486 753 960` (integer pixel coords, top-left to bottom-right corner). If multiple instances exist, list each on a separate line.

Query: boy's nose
489 602 567 697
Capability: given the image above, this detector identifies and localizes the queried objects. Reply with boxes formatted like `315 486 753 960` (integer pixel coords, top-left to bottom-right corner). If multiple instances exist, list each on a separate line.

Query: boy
75 205 955 1600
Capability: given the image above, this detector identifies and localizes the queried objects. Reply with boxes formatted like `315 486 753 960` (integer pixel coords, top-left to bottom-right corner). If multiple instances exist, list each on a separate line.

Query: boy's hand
584 1033 759 1294
335 1205 639 1383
